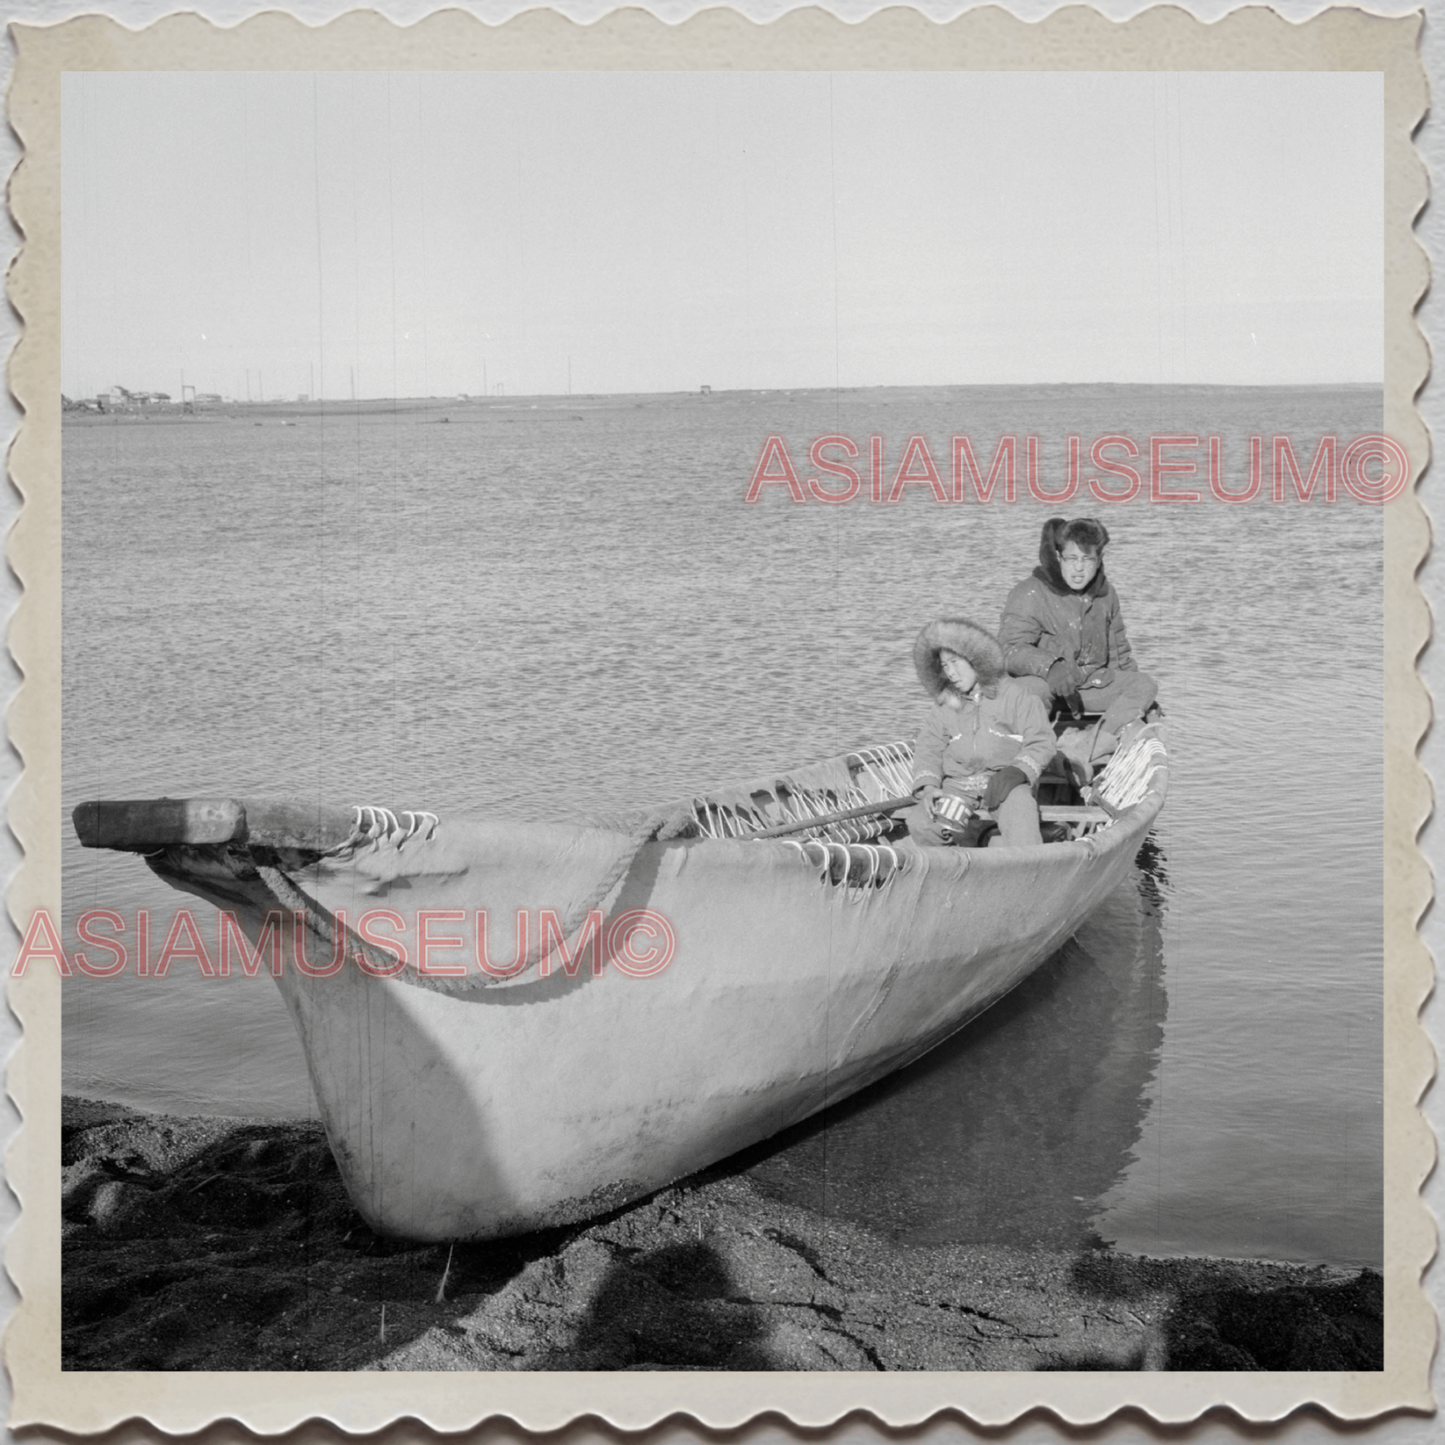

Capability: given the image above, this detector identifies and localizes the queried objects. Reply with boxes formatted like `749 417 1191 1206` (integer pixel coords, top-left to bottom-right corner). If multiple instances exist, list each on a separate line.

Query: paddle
747 796 915 840
747 793 1113 842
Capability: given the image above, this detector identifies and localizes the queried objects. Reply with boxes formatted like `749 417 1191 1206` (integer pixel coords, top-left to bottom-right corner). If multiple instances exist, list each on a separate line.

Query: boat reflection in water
745 836 1169 1252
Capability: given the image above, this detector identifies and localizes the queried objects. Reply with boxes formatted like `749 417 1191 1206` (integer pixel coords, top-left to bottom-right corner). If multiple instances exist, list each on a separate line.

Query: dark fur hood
913 617 1006 703
1033 516 1110 598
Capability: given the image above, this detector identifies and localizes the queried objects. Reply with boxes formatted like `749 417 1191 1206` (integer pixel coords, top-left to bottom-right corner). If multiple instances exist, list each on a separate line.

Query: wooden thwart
1040 804 1114 824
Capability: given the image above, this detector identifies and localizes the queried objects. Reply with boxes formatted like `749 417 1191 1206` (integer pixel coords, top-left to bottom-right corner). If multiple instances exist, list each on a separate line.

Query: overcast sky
61 70 1382 400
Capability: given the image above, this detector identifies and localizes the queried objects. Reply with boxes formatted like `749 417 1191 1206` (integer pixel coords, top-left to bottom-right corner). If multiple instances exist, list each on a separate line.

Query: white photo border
3 2 1434 1434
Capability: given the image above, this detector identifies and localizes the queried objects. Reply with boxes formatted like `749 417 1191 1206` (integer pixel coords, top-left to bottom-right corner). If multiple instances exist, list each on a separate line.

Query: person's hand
909 813 951 847
983 766 1030 811
1082 667 1115 689
1046 658 1086 697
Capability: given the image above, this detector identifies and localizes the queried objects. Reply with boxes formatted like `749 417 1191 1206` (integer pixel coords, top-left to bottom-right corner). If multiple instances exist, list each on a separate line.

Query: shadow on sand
1054 1249 1383 1371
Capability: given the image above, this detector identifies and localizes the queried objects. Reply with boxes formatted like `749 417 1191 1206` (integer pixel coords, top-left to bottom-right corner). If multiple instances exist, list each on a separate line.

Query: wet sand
62 1096 1382 1372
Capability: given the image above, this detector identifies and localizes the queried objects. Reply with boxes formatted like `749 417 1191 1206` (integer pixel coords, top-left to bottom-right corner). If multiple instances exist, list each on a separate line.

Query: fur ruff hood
1033 516 1110 599
914 617 1006 703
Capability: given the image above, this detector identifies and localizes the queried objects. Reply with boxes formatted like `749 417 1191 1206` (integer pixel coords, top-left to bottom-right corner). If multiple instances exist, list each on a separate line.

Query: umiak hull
75 735 1167 1241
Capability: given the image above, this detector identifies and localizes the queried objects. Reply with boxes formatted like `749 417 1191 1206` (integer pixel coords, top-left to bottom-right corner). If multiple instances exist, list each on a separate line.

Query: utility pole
568 355 572 396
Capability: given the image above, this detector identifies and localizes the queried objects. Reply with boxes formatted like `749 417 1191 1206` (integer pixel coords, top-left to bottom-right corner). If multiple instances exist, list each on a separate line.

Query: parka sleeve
1005 686 1057 785
911 704 946 791
999 581 1063 678
1105 588 1138 671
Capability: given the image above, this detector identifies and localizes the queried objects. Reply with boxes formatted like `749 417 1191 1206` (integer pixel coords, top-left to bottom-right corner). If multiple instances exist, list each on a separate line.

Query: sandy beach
61 1096 1382 1373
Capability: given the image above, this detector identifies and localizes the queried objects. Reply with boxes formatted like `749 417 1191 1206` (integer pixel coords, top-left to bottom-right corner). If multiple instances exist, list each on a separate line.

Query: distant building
700 385 712 395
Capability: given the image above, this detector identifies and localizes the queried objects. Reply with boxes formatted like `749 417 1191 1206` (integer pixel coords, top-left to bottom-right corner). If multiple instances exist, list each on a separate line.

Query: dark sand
62 1097 1382 1373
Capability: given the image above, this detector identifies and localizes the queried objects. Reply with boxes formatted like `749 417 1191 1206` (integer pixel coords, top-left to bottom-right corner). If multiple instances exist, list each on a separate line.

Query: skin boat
72 725 1168 1243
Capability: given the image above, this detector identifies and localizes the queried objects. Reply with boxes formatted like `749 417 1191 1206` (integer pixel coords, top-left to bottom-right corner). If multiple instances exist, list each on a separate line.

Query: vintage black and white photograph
13 8 1426 1424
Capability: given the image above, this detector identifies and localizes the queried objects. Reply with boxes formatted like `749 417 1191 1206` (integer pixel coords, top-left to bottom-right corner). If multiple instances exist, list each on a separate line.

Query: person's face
1058 542 1101 592
941 652 977 693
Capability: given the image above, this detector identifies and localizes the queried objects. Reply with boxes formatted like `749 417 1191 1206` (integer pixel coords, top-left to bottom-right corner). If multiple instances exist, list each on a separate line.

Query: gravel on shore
61 1096 1383 1372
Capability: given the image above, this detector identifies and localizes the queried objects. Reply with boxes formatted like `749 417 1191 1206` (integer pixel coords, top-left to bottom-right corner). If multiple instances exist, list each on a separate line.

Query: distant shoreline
60 378 1384 423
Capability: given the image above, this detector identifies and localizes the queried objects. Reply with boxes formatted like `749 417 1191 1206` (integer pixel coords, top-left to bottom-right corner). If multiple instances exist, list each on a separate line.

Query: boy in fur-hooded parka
998 517 1157 734
907 617 1055 847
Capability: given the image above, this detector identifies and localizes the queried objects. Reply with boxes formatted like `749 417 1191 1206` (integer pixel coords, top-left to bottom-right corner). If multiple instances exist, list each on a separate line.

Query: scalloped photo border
3 3 1433 1433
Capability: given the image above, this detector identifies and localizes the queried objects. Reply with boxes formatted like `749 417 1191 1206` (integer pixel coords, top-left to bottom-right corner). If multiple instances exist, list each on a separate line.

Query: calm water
61 383 1384 1267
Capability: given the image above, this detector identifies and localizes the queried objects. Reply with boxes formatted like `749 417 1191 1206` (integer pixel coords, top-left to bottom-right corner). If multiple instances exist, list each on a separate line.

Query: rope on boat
691 741 916 847
784 837 906 894
269 742 928 979
253 862 408 980
259 801 696 994
324 805 439 854
851 742 915 799
1093 728 1168 812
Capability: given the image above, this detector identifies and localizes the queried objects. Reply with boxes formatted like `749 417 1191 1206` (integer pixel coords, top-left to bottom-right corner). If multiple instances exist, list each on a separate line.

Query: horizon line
62 378 1385 408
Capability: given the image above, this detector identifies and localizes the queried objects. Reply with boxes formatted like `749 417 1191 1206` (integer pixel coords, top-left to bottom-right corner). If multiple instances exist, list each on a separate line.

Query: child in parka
905 616 1055 848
